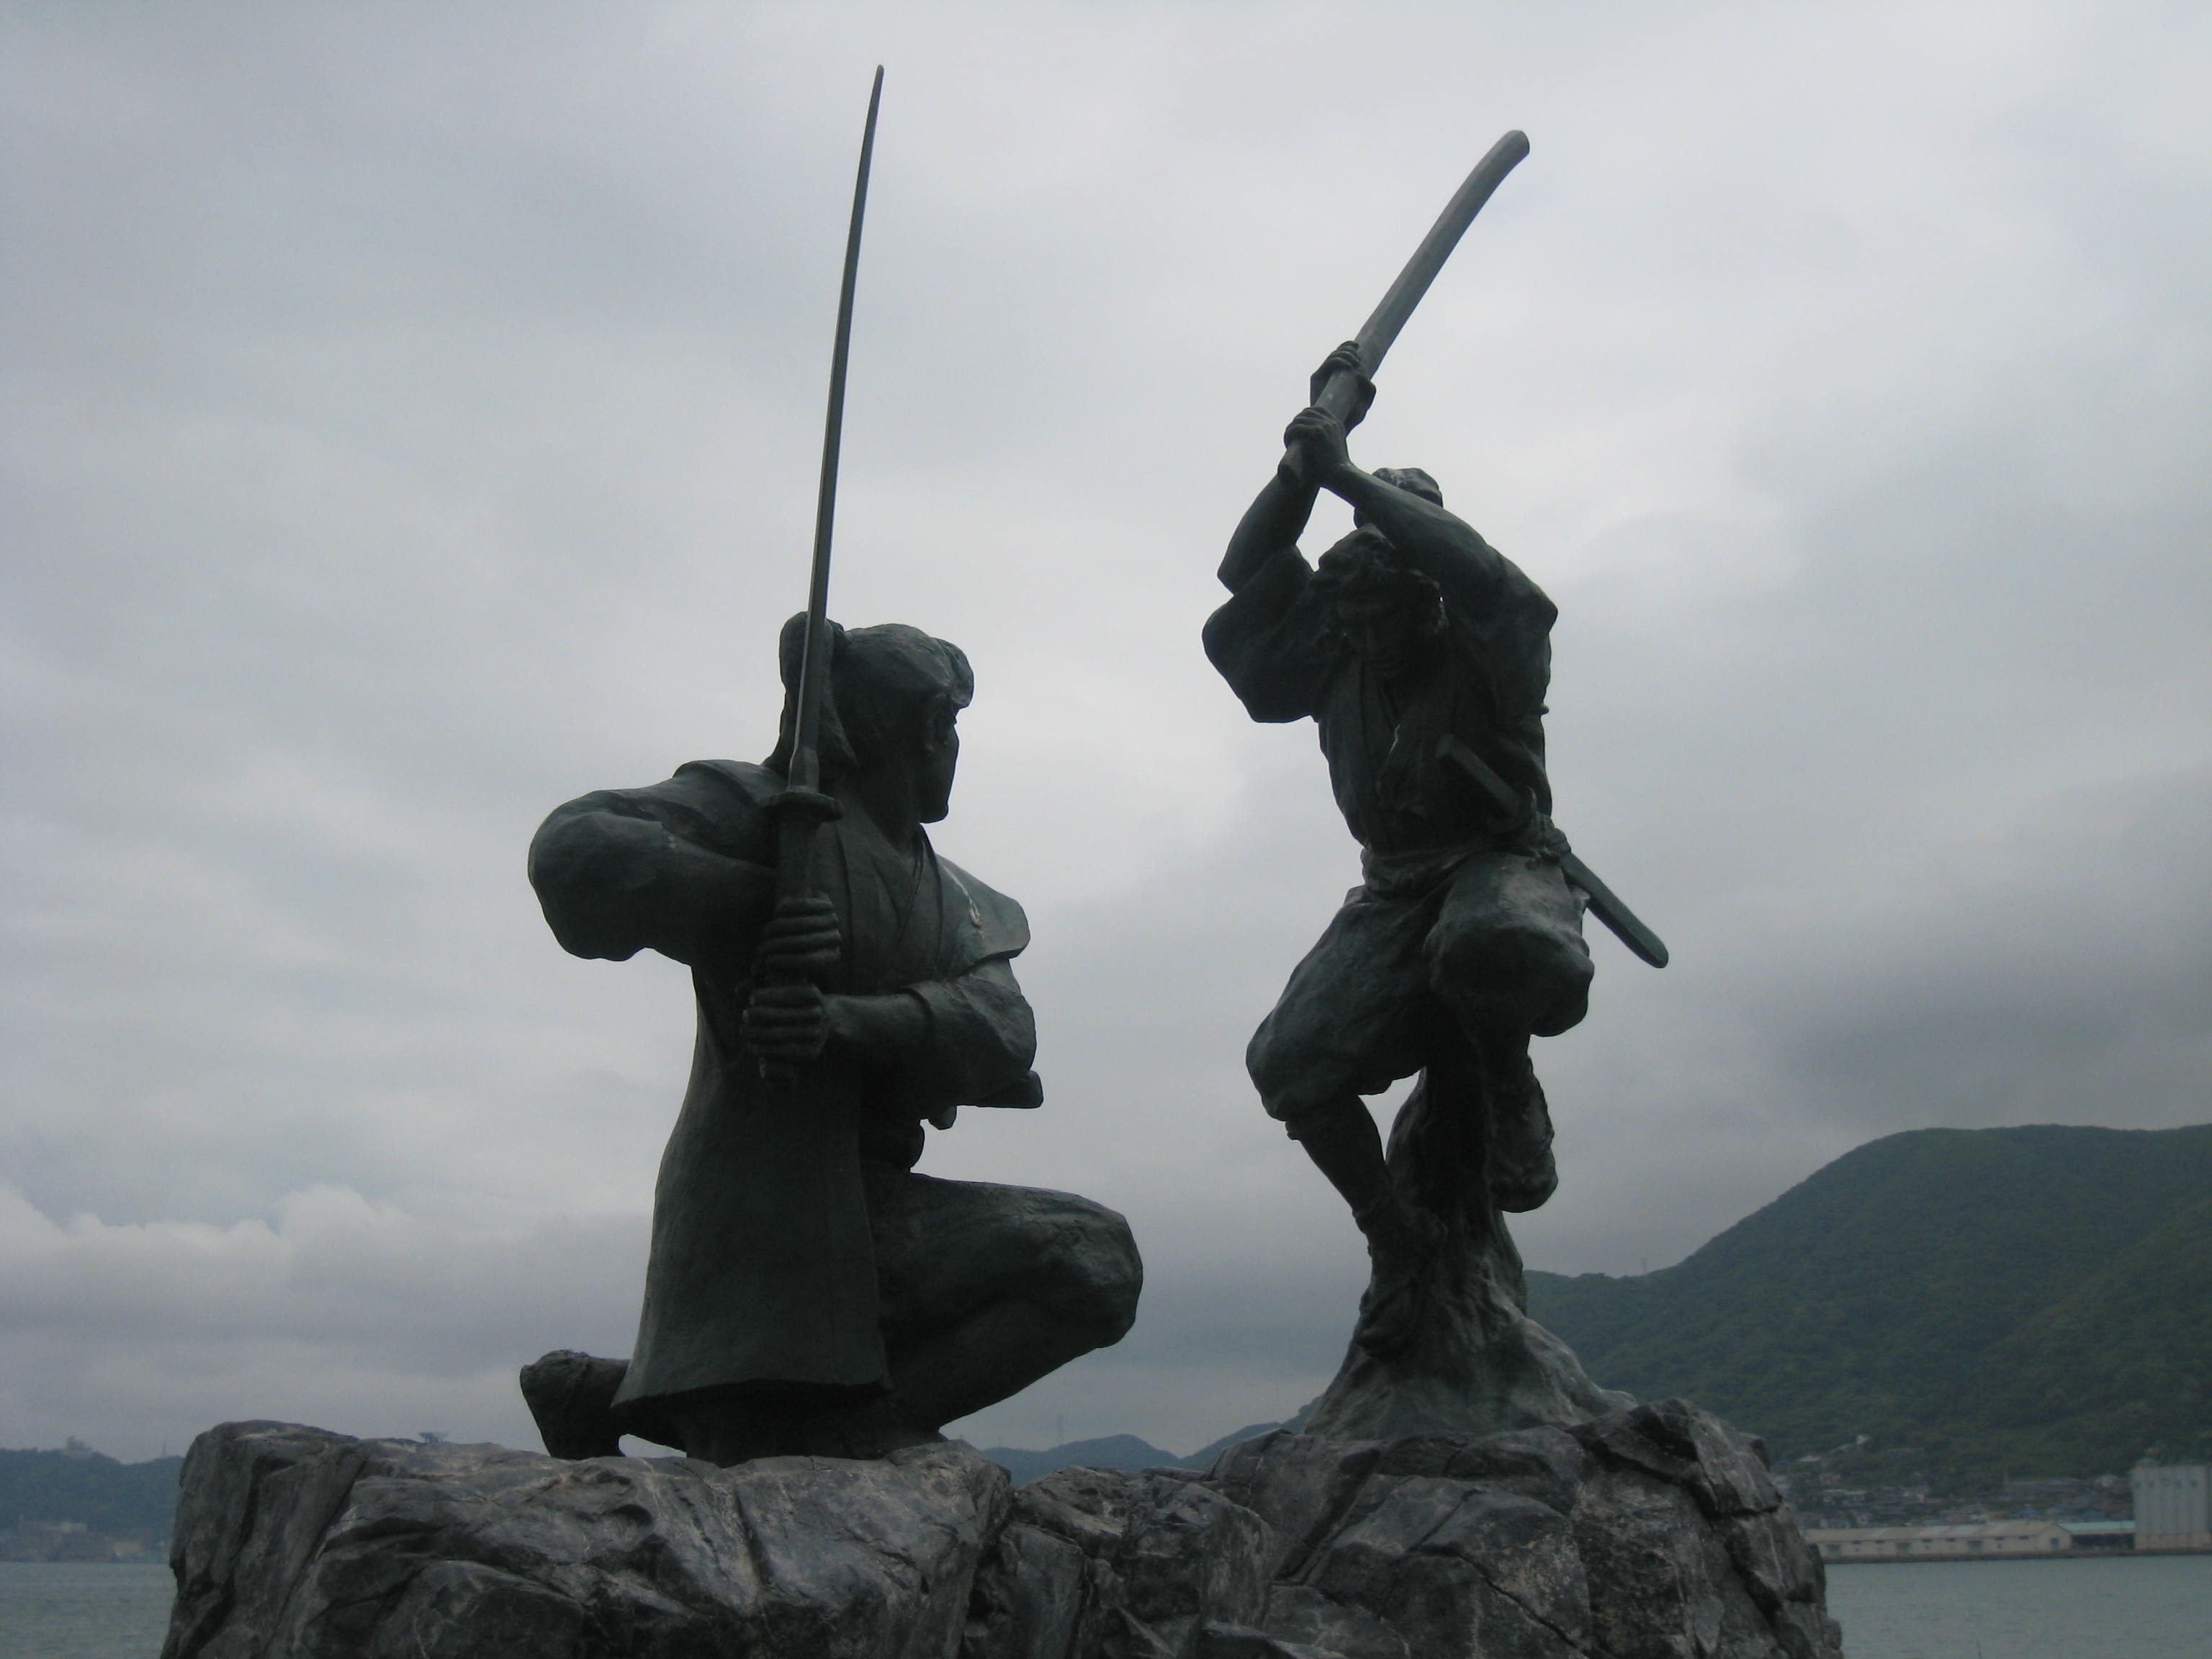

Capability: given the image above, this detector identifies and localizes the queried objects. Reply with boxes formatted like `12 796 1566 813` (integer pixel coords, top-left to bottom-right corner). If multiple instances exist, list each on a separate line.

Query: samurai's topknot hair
766 616 973 781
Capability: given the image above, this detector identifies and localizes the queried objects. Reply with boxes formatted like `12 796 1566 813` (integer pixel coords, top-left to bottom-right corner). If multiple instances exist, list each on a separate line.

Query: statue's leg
866 1170 1141 1433
1246 881 1439 1227
1247 885 1448 1352
1285 1102 1401 1233
1425 852 1594 1213
1475 1034 1557 1213
580 1174 1138 1465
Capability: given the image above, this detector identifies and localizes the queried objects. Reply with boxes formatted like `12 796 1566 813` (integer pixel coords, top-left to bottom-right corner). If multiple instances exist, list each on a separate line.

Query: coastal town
1789 1455 2210 1563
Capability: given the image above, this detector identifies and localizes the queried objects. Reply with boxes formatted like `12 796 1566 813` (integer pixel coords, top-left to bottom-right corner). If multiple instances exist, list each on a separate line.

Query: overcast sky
4 2 2207 1464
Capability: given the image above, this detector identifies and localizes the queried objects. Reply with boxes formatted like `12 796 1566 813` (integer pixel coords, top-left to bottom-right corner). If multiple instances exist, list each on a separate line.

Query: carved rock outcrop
163 1422 1007 1659
968 1399 1839 1659
166 1400 1838 1659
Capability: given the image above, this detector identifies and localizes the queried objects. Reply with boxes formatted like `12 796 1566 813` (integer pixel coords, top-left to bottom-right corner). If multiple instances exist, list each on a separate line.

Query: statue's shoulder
673 757 785 806
934 853 1030 961
631 759 780 860
1204 555 1336 727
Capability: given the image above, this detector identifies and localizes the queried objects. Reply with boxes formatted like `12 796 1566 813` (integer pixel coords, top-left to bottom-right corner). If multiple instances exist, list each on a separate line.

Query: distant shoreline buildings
1810 1461 2211 1563
1809 1519 2124 1561
2131 1460 2212 1552
0 1515 168 1563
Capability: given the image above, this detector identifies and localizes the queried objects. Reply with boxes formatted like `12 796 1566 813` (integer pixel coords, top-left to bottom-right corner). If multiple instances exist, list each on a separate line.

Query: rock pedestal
162 1424 1004 1659
166 1401 1838 1659
1303 1067 1627 1446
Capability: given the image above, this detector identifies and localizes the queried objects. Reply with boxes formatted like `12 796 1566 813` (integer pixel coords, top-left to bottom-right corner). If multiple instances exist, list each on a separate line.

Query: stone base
161 1423 1004 1659
968 1398 1840 1659
166 1400 1839 1659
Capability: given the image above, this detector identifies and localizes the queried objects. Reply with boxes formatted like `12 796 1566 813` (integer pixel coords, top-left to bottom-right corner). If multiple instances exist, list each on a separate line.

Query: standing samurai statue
1207 345 1627 1437
521 617 1142 1465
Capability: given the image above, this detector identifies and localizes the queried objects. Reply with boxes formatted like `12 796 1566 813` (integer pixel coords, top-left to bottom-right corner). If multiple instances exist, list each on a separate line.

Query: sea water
1827 1552 2212 1659
0 1561 174 1659
2 1551 2207 1657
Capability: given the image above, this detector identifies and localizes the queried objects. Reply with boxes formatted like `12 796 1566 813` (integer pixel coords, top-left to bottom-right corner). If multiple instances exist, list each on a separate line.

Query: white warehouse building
2132 1462 2212 1552
1807 1521 2072 1562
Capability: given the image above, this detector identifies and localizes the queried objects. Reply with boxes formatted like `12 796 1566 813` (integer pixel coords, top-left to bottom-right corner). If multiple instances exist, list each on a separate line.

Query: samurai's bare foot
520 1350 627 1460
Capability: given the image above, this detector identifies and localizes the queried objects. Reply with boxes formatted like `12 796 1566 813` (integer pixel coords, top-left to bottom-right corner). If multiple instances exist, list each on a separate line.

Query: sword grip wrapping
1280 364 1370 488
757 788 842 1089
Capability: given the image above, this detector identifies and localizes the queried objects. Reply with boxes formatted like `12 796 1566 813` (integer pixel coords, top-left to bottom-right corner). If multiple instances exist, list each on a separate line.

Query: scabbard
1558 851 1669 970
1435 734 1668 969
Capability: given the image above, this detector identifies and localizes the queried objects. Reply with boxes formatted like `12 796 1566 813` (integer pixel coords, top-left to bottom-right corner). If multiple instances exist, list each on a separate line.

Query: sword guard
772 786 842 824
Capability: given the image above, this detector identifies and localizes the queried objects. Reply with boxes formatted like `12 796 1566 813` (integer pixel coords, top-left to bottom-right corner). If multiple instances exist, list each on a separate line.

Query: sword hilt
757 786 843 1089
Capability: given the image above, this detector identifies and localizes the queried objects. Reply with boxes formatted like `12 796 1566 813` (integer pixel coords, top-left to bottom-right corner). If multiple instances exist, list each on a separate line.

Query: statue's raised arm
1217 342 1375 595
1283 401 1551 632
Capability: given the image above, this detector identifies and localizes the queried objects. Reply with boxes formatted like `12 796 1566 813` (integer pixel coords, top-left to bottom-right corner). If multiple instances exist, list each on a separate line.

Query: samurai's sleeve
895 957 1041 1115
887 868 1040 1116
528 760 778 976
1202 546 1336 724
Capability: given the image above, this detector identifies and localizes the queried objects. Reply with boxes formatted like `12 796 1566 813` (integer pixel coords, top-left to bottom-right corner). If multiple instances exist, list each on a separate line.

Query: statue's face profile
917 712 959 824
814 624 972 827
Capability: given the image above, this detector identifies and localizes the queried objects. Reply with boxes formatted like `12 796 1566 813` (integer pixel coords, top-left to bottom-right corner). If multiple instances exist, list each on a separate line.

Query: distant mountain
1526 1123 2212 1478
0 1445 182 1539
1178 1419 1303 1471
979 1434 1180 1484
979 1415 1308 1485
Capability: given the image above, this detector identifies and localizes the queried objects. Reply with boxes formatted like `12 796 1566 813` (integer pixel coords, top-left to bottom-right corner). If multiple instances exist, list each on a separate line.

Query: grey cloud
0 1179 646 1453
3 3 2208 1458
1759 766 2212 1132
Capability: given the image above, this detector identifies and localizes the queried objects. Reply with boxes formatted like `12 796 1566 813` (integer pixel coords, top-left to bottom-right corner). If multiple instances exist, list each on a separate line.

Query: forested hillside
0 1444 182 1537
1527 1123 2212 1478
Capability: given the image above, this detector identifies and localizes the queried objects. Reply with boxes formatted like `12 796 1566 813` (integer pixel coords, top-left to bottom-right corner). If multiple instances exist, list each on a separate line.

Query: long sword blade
788 65 885 793
1313 128 1529 420
759 68 884 1089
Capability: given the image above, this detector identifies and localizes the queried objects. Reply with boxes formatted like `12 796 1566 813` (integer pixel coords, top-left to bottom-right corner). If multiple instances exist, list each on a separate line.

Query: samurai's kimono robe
530 758 1037 1434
